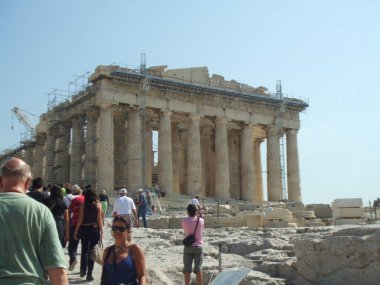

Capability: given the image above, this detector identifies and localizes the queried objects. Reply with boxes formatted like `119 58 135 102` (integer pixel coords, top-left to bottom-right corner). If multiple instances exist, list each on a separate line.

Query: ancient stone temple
0 65 308 202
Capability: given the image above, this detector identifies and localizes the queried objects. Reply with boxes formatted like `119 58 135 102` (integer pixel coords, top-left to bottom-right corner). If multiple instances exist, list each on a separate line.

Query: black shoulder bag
182 217 200 247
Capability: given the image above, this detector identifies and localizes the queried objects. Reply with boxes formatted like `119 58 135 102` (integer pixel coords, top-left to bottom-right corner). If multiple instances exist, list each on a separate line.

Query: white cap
137 188 143 192
119 188 127 194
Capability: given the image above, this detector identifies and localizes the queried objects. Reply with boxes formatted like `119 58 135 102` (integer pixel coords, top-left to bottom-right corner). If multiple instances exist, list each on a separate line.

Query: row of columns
28 104 301 202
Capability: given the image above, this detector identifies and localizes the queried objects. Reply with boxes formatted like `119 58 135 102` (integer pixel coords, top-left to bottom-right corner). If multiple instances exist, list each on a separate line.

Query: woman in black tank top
74 188 103 281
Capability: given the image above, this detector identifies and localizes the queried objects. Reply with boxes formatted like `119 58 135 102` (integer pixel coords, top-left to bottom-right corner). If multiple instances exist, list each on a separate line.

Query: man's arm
47 268 68 285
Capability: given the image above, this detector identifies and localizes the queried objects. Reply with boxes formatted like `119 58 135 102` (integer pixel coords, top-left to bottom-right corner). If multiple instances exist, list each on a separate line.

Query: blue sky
1 1 379 205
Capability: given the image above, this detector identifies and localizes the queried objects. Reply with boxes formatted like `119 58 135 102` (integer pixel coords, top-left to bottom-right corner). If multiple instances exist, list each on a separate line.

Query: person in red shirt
68 188 85 271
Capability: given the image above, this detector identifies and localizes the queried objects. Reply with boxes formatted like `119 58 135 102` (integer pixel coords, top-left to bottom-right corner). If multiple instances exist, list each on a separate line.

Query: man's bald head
0 157 32 193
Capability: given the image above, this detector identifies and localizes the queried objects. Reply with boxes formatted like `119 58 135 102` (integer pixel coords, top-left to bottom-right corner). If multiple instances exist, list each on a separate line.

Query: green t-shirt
0 193 66 285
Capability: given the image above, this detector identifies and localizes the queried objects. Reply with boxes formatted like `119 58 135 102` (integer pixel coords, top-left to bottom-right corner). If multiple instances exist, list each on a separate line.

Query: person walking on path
74 188 103 281
0 157 68 285
99 189 110 222
67 186 84 271
27 177 48 205
45 184 70 248
113 188 138 228
136 188 148 228
101 215 147 285
182 204 204 285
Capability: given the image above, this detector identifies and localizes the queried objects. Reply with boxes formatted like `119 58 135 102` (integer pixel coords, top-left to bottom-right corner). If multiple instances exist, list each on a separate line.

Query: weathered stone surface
65 214 380 285
263 208 293 221
332 198 363 208
292 210 316 219
305 204 332 219
243 215 263 228
263 220 289 228
332 207 365 218
334 218 366 225
148 217 170 229
292 226 380 285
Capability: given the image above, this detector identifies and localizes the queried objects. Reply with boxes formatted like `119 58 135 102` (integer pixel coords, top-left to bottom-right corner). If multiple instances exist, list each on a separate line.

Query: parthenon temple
0 64 308 202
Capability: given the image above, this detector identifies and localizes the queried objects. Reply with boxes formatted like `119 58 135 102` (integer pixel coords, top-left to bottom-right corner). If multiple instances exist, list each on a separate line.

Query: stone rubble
65 220 380 285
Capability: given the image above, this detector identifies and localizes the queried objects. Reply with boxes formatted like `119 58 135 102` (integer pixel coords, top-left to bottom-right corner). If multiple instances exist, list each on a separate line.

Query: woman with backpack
45 184 69 248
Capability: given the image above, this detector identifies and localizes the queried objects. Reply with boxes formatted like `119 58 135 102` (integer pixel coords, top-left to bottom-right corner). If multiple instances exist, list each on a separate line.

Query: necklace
114 243 128 253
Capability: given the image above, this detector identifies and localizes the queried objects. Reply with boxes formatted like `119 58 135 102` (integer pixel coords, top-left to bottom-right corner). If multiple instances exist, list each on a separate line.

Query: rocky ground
64 219 380 285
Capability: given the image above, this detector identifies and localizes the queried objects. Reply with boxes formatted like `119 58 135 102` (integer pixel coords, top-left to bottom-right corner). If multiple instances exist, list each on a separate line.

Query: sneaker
68 260 77 271
80 271 86 278
86 275 94 281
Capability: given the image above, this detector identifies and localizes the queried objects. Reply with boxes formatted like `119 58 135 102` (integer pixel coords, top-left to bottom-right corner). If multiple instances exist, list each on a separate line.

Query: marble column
241 124 256 202
70 116 84 184
158 110 173 195
266 126 283 201
145 119 153 188
172 124 180 194
33 133 45 178
215 117 230 200
127 108 142 192
187 114 202 196
286 129 301 202
113 107 127 189
85 108 98 188
254 138 264 202
45 126 56 184
98 104 114 192
56 124 70 184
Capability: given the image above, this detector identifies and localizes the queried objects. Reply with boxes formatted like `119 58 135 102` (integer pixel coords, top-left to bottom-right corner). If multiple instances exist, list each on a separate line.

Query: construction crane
11 107 37 141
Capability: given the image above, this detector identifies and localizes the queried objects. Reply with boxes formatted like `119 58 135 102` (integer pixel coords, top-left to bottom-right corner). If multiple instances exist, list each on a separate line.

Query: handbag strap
193 217 200 235
49 201 57 211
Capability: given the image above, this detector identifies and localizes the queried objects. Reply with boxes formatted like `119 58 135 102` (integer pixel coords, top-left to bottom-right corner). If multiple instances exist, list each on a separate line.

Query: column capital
189 113 202 121
286 128 299 135
97 101 114 109
86 107 100 117
242 123 254 130
254 137 265 144
215 116 228 125
161 109 172 117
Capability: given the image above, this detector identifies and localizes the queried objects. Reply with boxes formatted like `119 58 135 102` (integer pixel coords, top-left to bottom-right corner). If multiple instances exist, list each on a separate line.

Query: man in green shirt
0 157 68 285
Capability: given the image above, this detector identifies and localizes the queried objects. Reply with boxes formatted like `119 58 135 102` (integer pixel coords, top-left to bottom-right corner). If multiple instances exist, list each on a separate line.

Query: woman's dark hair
187 204 197 217
113 215 131 230
50 185 63 200
84 188 98 206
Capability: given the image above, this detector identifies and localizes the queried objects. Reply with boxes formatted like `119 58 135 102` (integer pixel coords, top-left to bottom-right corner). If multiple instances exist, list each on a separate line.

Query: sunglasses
112 226 128 233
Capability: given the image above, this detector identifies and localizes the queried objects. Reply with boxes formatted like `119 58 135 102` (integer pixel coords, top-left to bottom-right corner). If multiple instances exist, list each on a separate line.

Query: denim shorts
183 246 203 273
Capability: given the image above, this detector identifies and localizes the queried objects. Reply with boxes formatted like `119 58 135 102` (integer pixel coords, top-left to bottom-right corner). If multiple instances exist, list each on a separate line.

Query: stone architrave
84 108 99 188
98 104 114 192
286 129 301 202
266 126 283 201
33 133 45 178
187 114 202 196
254 138 264 202
70 116 85 184
215 117 230 200
158 110 173 195
127 108 142 193
241 124 256 202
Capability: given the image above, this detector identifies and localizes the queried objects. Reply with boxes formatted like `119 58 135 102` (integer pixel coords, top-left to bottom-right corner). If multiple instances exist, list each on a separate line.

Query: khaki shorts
119 214 134 226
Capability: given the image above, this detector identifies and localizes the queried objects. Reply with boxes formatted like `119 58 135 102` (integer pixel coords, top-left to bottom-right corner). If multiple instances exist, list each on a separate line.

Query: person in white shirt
113 188 138 227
